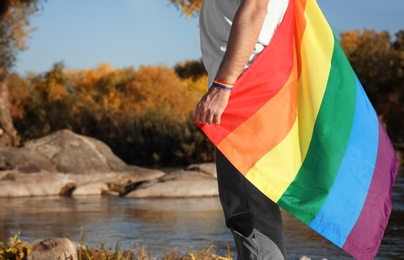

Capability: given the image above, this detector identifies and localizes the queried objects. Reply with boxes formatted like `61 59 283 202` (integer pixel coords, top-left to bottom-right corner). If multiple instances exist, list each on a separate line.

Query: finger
193 106 200 122
198 108 207 124
213 114 221 125
193 103 206 124
214 109 225 124
206 112 214 124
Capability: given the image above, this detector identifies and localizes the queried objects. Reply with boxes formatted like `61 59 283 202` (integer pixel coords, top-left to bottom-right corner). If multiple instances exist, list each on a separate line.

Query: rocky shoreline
1 235 322 260
0 129 218 198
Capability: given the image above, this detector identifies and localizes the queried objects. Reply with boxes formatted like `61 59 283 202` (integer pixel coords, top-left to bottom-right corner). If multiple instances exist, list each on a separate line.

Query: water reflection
0 175 402 259
0 196 232 256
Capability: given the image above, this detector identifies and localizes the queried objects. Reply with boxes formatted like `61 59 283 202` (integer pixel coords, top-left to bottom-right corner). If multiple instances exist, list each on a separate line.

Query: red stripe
199 0 295 145
217 65 298 174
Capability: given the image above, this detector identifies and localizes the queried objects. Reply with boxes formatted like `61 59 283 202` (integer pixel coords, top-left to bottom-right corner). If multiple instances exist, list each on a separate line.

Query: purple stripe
309 78 379 247
342 121 398 259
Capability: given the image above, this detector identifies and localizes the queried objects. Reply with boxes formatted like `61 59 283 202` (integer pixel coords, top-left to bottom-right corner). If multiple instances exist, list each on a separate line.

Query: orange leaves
9 61 216 165
10 61 209 137
170 0 202 17
339 30 404 145
127 66 189 116
1 0 39 69
340 30 362 58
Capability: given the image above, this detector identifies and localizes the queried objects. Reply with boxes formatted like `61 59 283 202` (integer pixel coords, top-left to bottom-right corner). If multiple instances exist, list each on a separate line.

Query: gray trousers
216 149 286 260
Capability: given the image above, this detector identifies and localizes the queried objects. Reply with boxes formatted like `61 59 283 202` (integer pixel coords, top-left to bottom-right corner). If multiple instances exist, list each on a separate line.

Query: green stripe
278 37 357 225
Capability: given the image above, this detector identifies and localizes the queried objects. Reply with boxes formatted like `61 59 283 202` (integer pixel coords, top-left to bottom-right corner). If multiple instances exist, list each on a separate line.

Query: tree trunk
0 0 11 17
0 66 19 146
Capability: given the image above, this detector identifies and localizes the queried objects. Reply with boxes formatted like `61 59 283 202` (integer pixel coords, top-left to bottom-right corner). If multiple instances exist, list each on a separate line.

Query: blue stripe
309 76 379 246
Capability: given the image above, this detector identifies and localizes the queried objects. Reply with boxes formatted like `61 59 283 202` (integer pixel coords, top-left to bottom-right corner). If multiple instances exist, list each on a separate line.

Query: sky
13 0 404 75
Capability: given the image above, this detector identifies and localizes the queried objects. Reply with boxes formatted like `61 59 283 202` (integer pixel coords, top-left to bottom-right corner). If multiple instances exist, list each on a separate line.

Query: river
0 175 403 259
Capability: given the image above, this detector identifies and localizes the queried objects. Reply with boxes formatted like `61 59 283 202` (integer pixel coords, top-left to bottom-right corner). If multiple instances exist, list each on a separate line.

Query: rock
126 170 218 198
0 171 166 198
0 128 14 147
72 181 109 196
186 163 217 178
0 129 166 198
106 179 149 196
0 129 219 198
59 183 77 196
0 171 73 197
24 129 128 174
28 237 77 260
0 147 57 173
0 129 130 175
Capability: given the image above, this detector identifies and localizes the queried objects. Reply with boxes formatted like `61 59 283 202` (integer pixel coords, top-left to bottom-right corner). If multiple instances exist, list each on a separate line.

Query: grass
0 232 32 260
77 243 232 260
0 233 233 260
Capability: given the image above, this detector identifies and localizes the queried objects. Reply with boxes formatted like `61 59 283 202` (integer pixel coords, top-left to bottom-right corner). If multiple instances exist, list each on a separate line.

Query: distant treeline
8 61 213 166
7 29 404 166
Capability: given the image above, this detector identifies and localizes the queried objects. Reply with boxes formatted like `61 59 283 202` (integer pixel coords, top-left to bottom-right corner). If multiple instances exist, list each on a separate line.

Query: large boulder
0 170 165 197
0 129 218 198
0 171 71 197
23 129 129 174
0 129 133 174
0 147 56 173
0 129 165 197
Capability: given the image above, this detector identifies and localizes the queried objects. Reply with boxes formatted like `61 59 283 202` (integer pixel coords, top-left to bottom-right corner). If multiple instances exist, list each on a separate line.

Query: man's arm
193 0 269 125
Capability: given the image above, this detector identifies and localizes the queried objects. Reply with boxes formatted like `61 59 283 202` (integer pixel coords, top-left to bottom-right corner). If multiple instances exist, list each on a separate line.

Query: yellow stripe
245 0 335 202
246 120 301 202
297 0 334 157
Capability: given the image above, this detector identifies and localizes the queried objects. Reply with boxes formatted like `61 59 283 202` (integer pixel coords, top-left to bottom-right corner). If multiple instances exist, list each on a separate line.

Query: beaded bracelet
212 79 234 91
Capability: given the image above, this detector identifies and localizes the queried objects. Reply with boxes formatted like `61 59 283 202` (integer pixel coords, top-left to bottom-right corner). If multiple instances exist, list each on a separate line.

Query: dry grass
0 233 233 260
76 243 232 260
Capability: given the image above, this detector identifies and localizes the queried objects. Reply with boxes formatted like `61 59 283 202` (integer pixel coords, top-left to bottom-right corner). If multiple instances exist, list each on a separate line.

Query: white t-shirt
199 0 289 87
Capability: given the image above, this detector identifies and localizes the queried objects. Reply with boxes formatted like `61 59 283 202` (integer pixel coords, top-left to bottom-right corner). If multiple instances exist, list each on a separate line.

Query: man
193 0 289 259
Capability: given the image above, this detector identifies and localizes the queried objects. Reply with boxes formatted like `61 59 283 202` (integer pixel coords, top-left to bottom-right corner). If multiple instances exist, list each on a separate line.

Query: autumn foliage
6 29 404 166
340 30 404 147
8 61 213 166
170 0 202 17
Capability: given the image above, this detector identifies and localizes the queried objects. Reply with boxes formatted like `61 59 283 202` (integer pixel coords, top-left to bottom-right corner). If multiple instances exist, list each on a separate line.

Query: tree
385 31 404 143
170 0 202 17
340 30 394 105
174 59 206 80
170 0 404 146
0 0 39 146
340 29 404 144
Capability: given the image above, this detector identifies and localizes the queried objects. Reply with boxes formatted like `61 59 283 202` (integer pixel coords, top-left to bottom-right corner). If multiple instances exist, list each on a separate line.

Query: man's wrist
212 78 234 91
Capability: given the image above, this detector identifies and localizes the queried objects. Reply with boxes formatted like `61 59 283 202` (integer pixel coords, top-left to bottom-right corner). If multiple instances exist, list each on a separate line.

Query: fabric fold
196 0 398 259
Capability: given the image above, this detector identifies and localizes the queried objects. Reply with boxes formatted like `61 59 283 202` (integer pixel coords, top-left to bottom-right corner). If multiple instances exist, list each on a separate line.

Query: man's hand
194 0 268 125
193 87 231 125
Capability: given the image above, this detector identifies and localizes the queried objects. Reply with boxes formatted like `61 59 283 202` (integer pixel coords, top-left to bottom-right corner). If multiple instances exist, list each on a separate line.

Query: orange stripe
217 55 299 175
199 0 296 145
294 0 307 77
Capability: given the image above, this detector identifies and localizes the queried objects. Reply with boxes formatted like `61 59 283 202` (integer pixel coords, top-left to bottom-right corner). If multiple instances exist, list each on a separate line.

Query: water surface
0 176 402 259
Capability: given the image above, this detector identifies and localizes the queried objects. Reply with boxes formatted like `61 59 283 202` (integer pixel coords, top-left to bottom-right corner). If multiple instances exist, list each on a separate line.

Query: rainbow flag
196 0 398 259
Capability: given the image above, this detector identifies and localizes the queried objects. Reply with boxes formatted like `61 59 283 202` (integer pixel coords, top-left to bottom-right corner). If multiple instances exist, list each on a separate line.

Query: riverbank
1 190 403 260
0 129 219 199
1 130 402 259
1 233 324 260
0 232 232 260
